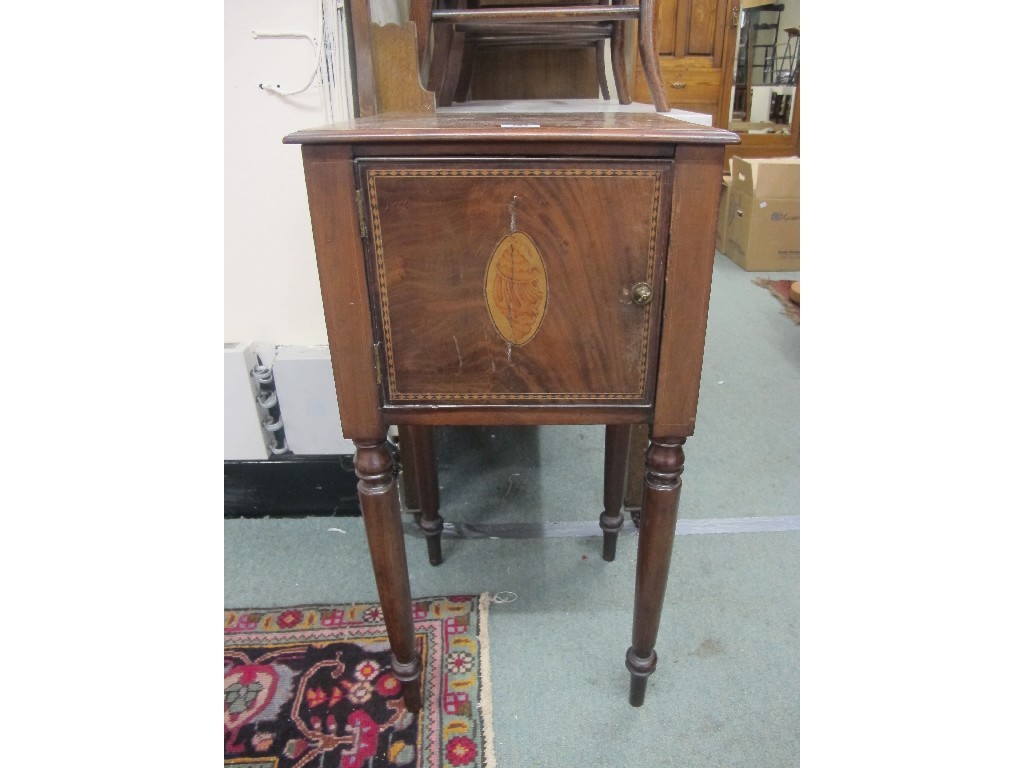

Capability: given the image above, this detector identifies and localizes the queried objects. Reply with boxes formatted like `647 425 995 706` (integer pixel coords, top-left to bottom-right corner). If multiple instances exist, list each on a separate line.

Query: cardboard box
716 174 732 252
715 158 738 253
724 156 799 272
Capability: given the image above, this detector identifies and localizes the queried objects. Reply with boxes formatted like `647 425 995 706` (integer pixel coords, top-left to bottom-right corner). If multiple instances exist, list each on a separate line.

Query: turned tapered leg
626 437 685 706
406 425 443 566
600 424 632 562
355 438 422 713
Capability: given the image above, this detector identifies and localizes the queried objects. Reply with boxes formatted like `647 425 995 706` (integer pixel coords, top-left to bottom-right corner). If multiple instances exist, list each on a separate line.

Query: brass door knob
631 282 653 306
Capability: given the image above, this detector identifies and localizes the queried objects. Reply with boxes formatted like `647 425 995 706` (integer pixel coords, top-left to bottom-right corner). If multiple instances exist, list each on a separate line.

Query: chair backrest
425 1 670 111
350 0 669 114
349 1 436 116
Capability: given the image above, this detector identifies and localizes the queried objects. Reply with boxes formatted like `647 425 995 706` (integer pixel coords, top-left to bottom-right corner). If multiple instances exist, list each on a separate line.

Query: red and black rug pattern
225 595 493 768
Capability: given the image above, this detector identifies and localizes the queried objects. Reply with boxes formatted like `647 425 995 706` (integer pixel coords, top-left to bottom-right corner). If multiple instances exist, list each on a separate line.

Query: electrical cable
252 30 322 96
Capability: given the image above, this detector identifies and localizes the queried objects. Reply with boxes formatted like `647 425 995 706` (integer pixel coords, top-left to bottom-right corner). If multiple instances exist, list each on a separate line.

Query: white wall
225 0 338 347
225 0 351 458
225 0 412 347
225 1 416 457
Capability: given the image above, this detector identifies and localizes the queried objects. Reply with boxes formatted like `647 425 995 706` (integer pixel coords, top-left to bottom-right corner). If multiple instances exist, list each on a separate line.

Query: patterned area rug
754 278 800 325
225 594 494 768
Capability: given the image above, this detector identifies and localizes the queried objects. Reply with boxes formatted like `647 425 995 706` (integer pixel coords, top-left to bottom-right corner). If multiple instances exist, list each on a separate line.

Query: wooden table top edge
282 111 741 145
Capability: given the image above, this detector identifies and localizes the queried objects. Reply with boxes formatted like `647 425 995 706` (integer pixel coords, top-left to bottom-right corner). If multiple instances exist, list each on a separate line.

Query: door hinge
372 342 384 385
356 188 368 238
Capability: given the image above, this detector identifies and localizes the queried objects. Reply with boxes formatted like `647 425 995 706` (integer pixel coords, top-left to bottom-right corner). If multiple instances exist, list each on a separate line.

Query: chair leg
409 0 433 74
427 21 454 95
595 39 610 100
397 426 421 512
610 19 631 104
600 424 631 562
406 425 443 566
623 423 649 526
637 0 670 111
438 28 467 105
452 39 476 103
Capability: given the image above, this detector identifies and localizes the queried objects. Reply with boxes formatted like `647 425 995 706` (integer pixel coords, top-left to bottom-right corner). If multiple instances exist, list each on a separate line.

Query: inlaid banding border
364 165 666 402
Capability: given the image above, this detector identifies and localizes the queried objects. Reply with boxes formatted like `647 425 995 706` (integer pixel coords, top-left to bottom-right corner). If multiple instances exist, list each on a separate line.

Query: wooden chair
411 0 671 111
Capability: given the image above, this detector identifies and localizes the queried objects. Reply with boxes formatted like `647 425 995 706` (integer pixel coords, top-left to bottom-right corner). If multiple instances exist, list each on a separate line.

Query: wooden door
633 0 799 164
358 158 673 406
633 0 738 126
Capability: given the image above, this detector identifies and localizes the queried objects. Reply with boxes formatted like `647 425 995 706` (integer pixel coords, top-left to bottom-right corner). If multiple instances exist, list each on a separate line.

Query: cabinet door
358 159 673 407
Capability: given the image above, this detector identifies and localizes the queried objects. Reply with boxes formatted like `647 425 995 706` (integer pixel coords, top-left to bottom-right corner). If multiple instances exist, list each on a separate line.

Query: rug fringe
478 592 497 767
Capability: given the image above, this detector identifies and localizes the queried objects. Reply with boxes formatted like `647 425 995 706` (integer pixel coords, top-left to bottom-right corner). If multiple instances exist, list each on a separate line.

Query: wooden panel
684 0 720 56
300 144 384 441
652 143 724 438
359 159 673 405
658 0 680 53
633 59 724 107
468 47 599 100
369 22 435 114
353 142 675 159
384 404 652 426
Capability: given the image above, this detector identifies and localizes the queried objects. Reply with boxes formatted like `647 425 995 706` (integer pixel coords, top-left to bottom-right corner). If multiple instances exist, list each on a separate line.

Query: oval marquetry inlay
484 230 548 346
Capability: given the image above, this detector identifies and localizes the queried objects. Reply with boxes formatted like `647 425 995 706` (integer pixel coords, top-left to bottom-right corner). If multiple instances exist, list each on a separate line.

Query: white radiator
224 341 272 460
271 345 355 455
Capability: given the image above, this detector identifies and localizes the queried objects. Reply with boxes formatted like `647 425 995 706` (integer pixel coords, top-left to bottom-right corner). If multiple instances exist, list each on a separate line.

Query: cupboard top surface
283 111 739 146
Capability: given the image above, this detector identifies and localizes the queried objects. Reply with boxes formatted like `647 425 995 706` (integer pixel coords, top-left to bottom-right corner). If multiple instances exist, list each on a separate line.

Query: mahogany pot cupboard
285 111 739 709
